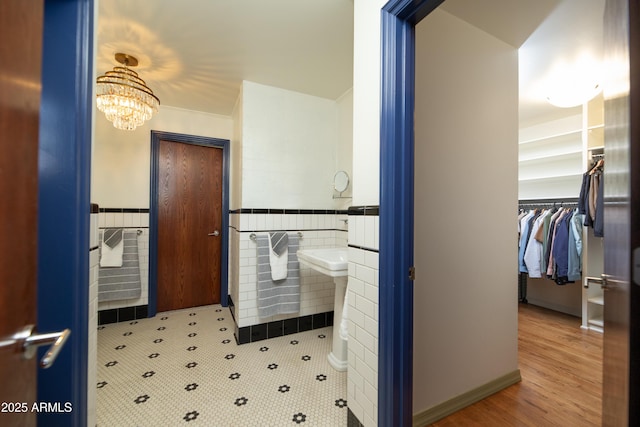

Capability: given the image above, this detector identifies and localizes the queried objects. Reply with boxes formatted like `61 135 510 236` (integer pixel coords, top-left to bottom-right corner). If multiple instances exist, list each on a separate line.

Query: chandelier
96 53 160 131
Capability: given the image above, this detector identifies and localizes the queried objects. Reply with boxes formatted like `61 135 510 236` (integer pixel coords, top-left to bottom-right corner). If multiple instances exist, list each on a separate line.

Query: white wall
413 8 519 414
347 1 386 425
352 0 386 207
240 80 344 209
92 105 233 208
336 88 354 208
228 81 353 328
231 86 244 210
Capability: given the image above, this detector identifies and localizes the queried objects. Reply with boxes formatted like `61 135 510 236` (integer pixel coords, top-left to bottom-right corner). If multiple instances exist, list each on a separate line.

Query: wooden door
157 140 223 312
0 0 43 425
602 0 639 424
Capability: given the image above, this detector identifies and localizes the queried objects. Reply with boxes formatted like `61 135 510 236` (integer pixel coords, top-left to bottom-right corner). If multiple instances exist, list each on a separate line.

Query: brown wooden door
602 0 639 424
0 1 43 425
157 139 223 312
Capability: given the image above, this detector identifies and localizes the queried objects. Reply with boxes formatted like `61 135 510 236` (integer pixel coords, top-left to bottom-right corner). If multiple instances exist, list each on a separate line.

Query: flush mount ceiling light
546 82 601 108
96 53 160 131
545 53 602 108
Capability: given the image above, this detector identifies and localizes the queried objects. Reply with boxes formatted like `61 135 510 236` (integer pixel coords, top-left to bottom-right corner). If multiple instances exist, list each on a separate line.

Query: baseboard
412 369 522 426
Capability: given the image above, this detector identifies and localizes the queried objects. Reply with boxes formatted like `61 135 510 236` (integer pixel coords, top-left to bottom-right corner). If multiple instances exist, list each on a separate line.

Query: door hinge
409 266 416 281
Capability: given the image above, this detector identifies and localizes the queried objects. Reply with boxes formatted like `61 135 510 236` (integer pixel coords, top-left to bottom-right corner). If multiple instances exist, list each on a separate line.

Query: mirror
334 170 350 193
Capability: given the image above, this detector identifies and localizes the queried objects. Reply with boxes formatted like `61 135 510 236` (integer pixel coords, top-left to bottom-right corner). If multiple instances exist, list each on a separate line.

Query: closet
518 93 605 332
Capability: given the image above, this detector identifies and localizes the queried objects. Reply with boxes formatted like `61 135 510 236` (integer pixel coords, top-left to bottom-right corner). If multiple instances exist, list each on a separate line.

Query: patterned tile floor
96 305 347 426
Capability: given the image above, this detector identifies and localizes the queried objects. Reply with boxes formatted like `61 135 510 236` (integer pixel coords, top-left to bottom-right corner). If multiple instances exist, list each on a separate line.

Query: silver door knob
0 325 70 369
208 230 219 236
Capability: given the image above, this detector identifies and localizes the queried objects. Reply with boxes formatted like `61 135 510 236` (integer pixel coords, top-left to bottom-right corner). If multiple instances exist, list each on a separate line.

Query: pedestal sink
297 248 348 371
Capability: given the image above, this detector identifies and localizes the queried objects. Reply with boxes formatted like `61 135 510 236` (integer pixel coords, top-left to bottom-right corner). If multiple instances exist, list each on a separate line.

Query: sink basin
297 248 348 277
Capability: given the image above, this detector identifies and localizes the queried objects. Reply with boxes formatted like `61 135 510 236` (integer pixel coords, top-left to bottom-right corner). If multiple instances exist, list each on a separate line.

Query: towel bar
250 231 303 241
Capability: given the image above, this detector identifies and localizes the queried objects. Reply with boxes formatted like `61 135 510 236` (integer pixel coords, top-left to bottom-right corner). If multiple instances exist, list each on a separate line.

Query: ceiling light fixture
96 53 160 131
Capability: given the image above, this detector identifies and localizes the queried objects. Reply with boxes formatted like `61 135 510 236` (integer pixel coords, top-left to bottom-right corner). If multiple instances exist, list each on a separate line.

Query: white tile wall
97 212 149 311
229 212 349 328
347 214 379 427
87 212 99 427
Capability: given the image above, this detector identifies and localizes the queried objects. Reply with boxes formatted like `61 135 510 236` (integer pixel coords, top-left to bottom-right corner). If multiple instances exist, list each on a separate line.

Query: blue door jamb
379 1 444 425
149 131 231 317
38 0 93 425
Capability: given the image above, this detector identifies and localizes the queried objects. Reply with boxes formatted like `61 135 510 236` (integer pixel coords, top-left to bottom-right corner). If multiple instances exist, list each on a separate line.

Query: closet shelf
519 128 581 145
519 124 604 145
588 296 604 305
519 150 582 163
518 173 583 182
588 318 604 328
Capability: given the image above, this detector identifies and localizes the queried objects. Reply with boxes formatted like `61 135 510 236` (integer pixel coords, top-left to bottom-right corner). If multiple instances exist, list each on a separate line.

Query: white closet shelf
518 150 582 163
588 318 604 328
518 173 583 182
519 124 604 145
519 128 581 145
588 296 604 305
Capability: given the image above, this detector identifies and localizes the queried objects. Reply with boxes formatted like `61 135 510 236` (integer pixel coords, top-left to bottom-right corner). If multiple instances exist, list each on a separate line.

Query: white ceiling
96 0 354 116
96 0 605 125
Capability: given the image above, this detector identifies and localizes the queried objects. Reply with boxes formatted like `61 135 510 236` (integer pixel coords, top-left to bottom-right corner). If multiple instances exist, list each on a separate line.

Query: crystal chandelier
96 53 160 131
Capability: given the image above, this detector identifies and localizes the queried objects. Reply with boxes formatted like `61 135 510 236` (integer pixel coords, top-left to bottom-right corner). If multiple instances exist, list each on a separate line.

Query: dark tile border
348 409 365 427
90 203 99 213
234 311 334 345
229 208 349 215
98 305 149 325
99 208 150 213
348 205 379 216
348 244 379 254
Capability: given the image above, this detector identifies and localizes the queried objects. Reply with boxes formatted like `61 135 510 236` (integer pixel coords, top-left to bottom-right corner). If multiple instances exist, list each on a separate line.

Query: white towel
268 233 288 280
339 290 349 341
100 234 124 267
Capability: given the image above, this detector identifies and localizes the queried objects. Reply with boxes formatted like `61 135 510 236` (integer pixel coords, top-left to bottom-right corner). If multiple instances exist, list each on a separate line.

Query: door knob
0 325 70 369
208 230 220 236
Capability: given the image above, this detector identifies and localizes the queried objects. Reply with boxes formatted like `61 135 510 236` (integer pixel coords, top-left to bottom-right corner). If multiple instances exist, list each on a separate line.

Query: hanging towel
98 230 142 302
269 232 288 256
268 232 289 280
100 228 124 267
103 228 123 248
256 234 300 318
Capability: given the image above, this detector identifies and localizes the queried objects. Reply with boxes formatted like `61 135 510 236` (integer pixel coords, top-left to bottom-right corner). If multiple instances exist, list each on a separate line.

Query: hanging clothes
518 204 582 287
579 159 604 236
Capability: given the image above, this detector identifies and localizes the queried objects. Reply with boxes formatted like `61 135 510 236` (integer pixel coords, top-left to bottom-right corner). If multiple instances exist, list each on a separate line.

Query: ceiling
96 0 355 117
96 0 605 125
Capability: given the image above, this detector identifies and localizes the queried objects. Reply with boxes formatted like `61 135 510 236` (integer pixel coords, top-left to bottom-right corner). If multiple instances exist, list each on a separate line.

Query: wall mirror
334 170 350 194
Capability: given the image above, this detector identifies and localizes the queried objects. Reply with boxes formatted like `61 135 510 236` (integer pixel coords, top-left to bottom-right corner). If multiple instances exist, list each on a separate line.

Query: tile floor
96 305 348 426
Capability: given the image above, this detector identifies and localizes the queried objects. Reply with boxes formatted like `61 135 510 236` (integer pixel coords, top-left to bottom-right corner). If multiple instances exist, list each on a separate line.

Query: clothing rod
518 198 579 205
249 231 303 241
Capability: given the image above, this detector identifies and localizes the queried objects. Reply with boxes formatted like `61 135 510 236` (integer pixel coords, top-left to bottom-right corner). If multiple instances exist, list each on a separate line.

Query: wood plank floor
429 303 603 426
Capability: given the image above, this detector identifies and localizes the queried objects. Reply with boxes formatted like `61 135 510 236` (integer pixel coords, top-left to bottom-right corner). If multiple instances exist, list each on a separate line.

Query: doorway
380 0 638 425
149 131 230 316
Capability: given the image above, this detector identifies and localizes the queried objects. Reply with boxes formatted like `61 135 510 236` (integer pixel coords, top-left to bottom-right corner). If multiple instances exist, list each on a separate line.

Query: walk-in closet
412 0 606 423
518 92 605 331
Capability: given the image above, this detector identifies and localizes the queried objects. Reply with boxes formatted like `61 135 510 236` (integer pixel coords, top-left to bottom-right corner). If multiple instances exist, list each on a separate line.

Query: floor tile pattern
97 305 347 426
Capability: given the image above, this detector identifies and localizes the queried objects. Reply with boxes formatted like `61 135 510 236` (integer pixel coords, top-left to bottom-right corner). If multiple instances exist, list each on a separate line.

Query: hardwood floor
429 303 603 426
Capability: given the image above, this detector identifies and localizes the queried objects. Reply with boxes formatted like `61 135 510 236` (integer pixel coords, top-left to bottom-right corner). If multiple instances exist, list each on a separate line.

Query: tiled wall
346 206 379 427
97 209 150 313
88 205 99 427
229 209 349 333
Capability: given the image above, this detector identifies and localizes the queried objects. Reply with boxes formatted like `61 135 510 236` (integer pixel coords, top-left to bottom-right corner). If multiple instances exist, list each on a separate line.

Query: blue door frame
38 0 93 425
148 131 231 317
379 1 444 425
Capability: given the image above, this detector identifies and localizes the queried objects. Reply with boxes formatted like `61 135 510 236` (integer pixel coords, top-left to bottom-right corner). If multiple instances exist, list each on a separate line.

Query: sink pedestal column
328 276 348 371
